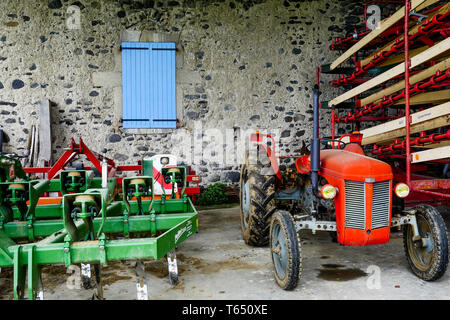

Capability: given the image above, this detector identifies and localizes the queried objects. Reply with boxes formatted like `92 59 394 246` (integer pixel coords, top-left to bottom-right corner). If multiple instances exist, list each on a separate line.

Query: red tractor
239 86 448 289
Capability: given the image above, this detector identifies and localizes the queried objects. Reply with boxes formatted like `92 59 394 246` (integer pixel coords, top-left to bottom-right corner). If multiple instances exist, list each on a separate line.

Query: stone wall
0 0 368 185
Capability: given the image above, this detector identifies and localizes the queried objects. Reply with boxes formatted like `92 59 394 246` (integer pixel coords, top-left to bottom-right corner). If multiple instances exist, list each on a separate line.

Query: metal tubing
334 69 450 123
404 0 412 186
332 10 450 87
411 188 450 199
311 85 320 195
373 130 450 155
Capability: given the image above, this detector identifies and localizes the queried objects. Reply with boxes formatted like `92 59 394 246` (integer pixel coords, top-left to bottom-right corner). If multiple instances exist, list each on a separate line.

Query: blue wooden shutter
122 42 176 129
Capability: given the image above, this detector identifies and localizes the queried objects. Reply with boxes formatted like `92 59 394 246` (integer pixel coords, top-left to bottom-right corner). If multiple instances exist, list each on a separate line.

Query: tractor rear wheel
240 148 276 246
403 205 449 281
270 210 302 290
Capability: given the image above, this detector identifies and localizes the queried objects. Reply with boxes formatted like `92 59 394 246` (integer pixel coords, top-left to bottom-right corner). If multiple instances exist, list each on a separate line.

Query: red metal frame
404 0 413 187
373 130 450 155
329 2 447 52
329 0 449 203
402 1 449 200
250 132 282 181
333 69 450 123
23 137 200 201
331 13 450 87
24 138 115 179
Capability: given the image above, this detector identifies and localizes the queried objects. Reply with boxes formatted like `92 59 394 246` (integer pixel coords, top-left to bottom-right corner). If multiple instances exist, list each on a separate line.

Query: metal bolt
64 248 70 253
99 246 105 251
124 219 128 224
27 224 32 229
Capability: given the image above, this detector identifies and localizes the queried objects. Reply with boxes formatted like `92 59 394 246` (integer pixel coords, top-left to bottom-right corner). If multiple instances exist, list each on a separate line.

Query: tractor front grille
344 180 392 231
344 181 366 230
371 180 391 229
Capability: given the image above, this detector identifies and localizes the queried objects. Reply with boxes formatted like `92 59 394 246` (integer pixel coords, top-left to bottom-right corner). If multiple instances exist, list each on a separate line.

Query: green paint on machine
0 153 199 300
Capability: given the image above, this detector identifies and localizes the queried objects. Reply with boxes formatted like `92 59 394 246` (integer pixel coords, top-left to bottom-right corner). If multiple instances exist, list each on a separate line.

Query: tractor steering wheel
321 139 347 150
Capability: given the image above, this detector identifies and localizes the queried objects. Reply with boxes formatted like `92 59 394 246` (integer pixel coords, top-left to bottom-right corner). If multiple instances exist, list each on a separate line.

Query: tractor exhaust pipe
311 85 320 195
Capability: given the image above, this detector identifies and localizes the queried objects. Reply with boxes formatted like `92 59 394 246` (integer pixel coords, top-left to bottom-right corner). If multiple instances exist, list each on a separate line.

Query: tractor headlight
161 157 169 165
394 183 410 198
320 184 337 200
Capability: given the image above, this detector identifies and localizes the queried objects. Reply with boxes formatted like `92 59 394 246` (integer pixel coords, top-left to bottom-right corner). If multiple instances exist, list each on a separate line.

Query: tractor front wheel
403 204 449 281
240 148 276 246
270 210 302 290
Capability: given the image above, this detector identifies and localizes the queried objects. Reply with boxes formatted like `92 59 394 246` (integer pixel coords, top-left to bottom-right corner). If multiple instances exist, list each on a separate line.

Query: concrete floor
0 205 449 300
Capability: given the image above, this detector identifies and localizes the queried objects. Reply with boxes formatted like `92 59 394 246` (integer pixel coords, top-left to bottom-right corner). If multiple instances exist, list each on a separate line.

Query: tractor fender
343 143 365 155
258 144 282 181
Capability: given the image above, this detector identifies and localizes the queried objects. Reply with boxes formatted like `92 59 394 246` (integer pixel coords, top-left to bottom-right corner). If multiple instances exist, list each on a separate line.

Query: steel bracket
98 233 107 265
123 211 129 238
150 211 157 236
183 194 188 213
13 245 24 300
391 213 420 241
27 218 34 242
63 235 72 267
410 10 427 23
294 217 337 234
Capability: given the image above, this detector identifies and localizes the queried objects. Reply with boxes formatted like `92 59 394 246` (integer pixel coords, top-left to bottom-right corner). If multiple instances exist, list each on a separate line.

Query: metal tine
81 263 92 289
167 249 178 285
135 260 148 300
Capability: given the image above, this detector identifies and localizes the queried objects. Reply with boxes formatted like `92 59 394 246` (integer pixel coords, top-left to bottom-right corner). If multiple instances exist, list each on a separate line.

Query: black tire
403 204 449 281
329 231 338 243
270 210 302 290
240 147 276 246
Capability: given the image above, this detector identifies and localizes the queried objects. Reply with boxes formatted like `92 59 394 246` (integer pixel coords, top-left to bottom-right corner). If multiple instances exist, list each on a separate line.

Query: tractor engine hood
320 149 393 182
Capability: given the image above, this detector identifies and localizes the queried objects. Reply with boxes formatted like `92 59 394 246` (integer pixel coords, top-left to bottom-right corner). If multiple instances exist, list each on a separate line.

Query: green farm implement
0 153 198 300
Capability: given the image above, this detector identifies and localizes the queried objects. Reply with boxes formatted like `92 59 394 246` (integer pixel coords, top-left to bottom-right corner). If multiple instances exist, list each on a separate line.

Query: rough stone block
92 72 122 88
120 30 141 42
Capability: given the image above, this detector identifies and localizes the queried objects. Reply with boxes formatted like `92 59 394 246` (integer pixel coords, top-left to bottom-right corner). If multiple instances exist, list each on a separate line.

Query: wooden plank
28 125 36 166
360 3 448 67
360 102 450 145
33 124 39 167
412 145 450 163
377 44 432 68
394 89 450 105
329 0 428 71
329 37 450 106
360 57 450 106
415 0 440 11
365 115 449 146
38 99 52 166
